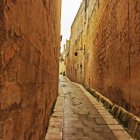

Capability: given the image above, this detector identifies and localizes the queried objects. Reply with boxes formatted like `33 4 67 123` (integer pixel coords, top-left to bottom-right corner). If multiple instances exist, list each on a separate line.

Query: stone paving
45 85 64 140
45 76 134 140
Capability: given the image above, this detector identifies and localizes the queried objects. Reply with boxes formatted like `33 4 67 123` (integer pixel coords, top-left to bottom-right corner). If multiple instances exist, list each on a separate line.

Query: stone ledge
84 85 140 140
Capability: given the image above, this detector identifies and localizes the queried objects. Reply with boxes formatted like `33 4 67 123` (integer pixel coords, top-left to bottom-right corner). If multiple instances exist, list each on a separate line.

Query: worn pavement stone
46 76 134 140
61 77 116 140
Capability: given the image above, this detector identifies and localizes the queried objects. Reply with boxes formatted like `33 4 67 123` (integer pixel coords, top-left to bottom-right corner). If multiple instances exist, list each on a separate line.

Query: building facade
66 0 140 117
59 40 70 75
0 0 61 139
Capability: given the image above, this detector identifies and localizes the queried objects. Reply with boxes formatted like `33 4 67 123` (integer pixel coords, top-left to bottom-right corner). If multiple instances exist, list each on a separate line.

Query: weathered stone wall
67 0 140 117
0 0 61 140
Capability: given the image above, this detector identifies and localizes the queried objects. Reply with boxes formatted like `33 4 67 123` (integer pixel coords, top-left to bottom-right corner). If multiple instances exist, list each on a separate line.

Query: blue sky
61 0 82 51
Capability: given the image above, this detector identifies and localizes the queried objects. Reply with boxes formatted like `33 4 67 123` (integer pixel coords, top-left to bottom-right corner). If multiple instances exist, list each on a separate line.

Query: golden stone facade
60 40 70 75
66 0 140 117
0 0 61 139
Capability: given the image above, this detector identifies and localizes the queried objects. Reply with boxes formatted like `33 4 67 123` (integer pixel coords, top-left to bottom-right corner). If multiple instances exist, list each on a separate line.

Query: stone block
135 122 140 140
111 105 120 117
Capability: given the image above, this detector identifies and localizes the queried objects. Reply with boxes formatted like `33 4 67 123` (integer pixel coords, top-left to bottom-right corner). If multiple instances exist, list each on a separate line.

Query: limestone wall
0 0 61 139
67 0 140 117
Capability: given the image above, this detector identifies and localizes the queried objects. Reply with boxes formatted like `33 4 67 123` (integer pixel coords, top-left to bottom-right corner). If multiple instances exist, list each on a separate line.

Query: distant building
59 40 70 75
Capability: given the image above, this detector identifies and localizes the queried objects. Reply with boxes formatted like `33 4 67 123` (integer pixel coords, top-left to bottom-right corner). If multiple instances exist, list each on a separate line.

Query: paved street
46 76 133 140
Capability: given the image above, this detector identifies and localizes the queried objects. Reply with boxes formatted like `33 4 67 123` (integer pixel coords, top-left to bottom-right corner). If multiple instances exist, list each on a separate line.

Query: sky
61 0 82 52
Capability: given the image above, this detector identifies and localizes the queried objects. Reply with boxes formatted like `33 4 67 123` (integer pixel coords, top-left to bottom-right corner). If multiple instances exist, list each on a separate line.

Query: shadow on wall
107 85 130 111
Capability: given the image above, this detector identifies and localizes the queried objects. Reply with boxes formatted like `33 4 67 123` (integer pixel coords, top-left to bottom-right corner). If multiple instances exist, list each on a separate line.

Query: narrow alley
46 76 133 140
0 0 140 140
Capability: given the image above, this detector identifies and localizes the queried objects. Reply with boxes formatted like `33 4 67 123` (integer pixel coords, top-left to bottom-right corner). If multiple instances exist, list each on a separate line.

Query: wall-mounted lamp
74 48 85 56
74 51 78 56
